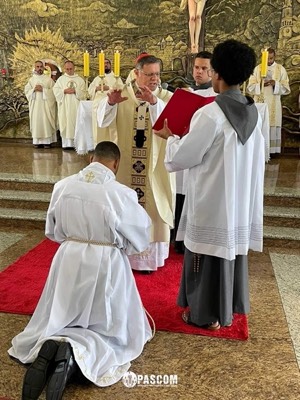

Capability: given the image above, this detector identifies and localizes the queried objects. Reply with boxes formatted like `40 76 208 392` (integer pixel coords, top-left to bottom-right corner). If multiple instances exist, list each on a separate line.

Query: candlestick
99 50 105 77
261 48 268 78
83 51 90 77
114 50 120 77
84 76 90 99
98 76 104 93
242 81 246 96
261 78 265 95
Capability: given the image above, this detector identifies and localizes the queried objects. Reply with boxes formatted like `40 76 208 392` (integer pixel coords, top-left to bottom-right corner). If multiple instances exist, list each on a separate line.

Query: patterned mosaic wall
0 0 299 150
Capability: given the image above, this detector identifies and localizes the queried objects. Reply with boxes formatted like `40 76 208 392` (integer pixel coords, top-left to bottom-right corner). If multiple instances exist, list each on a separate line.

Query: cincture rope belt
65 237 156 339
65 237 117 247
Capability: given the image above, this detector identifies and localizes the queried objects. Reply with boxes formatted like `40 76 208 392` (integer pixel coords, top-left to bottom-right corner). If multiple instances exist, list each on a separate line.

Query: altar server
154 39 266 330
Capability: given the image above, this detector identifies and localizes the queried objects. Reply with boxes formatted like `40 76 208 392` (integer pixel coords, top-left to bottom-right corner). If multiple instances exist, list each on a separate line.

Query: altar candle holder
83 50 90 100
99 75 105 92
113 50 123 89
85 76 90 100
260 48 268 95
242 81 246 96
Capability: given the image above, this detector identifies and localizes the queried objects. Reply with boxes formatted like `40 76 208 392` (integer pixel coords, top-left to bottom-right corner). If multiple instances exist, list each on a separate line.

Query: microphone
161 82 168 89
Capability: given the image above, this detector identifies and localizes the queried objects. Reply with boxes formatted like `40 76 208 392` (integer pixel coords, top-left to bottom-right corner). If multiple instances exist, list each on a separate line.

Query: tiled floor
0 143 300 400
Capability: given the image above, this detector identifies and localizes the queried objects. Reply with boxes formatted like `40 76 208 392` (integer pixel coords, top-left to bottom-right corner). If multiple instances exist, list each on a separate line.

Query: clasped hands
34 85 43 92
264 79 275 87
64 88 76 94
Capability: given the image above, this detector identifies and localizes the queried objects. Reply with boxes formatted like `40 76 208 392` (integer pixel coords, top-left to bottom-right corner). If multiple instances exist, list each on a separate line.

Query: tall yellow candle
261 49 268 78
99 50 105 76
114 50 120 77
83 51 89 77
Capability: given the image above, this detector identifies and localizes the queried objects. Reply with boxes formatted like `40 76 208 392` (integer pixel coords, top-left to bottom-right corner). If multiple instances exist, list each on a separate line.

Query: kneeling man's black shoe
46 342 78 400
22 340 59 400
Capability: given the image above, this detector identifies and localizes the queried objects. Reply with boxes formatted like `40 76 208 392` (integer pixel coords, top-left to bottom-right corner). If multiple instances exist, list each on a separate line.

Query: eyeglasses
138 70 160 78
207 69 215 77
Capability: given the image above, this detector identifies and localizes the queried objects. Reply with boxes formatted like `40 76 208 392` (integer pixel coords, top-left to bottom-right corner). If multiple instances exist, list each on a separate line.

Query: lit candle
99 50 105 76
83 51 89 77
261 49 268 78
114 50 120 77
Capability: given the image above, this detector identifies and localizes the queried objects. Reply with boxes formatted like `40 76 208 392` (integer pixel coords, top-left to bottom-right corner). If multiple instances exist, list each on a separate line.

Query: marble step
264 206 300 228
0 207 299 247
0 190 300 220
0 207 46 229
0 174 54 193
0 190 51 211
0 190 298 226
263 226 300 248
264 187 300 207
0 177 299 244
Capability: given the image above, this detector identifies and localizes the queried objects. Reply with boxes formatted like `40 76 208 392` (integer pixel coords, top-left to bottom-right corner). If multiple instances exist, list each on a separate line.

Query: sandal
205 321 220 331
182 310 192 325
182 312 221 331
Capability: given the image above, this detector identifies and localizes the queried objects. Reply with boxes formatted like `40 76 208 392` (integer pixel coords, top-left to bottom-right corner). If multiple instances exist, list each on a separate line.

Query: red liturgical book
153 88 215 137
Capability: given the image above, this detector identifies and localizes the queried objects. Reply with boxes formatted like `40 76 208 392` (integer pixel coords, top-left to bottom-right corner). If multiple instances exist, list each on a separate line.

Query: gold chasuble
98 82 175 245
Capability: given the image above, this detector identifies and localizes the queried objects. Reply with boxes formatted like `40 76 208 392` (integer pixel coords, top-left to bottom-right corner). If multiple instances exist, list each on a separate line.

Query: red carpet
0 239 248 340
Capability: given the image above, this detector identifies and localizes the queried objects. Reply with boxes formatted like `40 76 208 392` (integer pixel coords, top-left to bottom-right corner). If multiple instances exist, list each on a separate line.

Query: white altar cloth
74 101 94 155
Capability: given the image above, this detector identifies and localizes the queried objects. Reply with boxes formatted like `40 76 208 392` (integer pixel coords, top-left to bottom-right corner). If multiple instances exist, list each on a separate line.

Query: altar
74 100 94 155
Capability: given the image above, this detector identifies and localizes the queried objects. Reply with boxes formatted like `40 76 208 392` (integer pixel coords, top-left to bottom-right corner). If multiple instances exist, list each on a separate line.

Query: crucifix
180 0 207 53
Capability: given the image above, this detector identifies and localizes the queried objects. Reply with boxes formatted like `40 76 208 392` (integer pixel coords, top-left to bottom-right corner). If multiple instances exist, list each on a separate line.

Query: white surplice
24 73 57 145
8 162 152 387
53 73 86 148
179 86 217 195
193 86 217 98
163 101 265 261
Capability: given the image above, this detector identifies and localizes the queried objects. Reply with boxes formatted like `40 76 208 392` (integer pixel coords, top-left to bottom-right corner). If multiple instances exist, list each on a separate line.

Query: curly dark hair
211 39 256 85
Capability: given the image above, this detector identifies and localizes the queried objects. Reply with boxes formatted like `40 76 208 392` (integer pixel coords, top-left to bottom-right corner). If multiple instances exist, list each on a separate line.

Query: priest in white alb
53 60 86 149
247 47 290 154
88 58 118 148
25 60 57 148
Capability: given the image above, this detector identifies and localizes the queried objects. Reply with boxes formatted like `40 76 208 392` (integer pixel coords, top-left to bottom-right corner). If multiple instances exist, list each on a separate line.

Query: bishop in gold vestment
97 55 175 271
